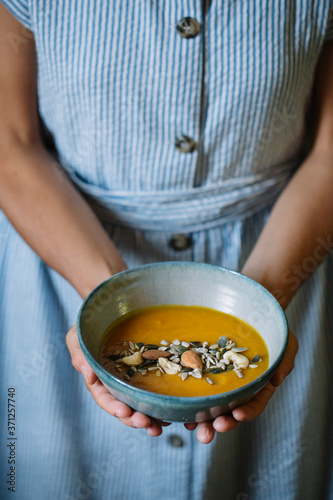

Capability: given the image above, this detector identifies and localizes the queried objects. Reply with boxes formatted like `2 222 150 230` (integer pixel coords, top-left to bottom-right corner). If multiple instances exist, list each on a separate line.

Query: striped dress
1 1 333 499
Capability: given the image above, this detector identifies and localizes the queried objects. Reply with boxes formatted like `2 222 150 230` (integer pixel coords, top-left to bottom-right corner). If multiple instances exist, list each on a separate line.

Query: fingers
231 382 275 422
213 413 243 433
66 324 98 385
66 323 162 433
270 330 299 387
196 421 216 444
184 422 197 431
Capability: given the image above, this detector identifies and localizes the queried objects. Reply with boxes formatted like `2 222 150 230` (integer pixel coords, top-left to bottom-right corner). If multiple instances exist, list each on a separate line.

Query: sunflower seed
140 346 145 353
123 374 130 381
206 377 214 385
181 341 190 347
249 364 258 368
140 370 147 375
135 342 145 349
218 336 228 348
158 346 168 351
129 341 135 350
148 366 159 371
232 347 248 353
160 340 169 346
206 360 211 369
121 341 128 346
155 370 161 376
181 372 188 381
116 367 122 372
235 370 244 378
216 352 221 360
203 342 209 348
191 371 202 379
173 339 180 345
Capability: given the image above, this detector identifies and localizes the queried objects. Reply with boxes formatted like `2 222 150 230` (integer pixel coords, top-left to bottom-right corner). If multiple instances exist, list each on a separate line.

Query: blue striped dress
1 1 333 499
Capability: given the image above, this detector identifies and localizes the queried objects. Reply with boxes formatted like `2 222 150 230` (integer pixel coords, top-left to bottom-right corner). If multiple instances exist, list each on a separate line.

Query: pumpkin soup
99 305 269 396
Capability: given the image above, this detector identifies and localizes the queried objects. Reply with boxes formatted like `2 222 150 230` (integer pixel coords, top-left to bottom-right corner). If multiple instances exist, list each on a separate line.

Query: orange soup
99 305 269 396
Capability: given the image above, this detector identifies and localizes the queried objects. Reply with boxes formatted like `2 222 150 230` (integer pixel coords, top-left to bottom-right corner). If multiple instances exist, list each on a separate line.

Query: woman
0 1 332 499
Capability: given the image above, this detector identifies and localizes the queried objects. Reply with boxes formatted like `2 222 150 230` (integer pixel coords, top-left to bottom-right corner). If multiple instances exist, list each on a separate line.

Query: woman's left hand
184 330 298 443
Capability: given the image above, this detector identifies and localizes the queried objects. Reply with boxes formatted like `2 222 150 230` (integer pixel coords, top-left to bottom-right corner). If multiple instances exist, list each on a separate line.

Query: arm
0 4 164 436
192 40 333 443
243 41 333 306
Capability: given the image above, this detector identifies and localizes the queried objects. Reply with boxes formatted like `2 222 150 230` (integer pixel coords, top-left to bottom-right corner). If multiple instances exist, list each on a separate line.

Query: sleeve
0 0 32 31
325 5 333 40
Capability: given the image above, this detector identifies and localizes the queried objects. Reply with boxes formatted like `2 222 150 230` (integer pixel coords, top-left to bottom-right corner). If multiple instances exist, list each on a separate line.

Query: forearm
0 139 126 298
242 145 333 309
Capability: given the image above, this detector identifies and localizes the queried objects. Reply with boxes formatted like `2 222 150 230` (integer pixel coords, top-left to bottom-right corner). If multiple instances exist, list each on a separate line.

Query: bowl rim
77 261 289 405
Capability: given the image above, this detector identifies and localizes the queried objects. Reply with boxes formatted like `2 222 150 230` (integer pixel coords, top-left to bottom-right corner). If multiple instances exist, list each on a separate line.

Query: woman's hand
184 330 298 444
66 324 171 436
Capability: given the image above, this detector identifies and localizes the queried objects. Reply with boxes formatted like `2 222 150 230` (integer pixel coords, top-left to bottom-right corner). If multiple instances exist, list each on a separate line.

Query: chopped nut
223 351 249 370
181 350 203 370
142 349 171 360
158 357 182 375
121 351 144 366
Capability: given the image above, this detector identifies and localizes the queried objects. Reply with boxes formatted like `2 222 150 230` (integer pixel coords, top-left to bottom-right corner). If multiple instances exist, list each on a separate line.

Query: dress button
169 234 193 251
168 434 184 448
176 17 201 39
175 134 196 153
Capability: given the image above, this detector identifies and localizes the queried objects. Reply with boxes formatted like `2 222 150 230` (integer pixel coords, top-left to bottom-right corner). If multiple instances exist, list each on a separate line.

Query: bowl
77 262 288 423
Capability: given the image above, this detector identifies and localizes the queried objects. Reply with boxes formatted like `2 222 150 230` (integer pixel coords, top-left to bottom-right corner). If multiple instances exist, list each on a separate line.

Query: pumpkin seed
135 342 145 349
232 347 248 353
108 354 122 361
220 347 227 356
127 368 135 377
174 345 187 355
139 360 157 368
190 341 201 347
252 354 261 363
218 336 228 348
210 368 223 374
225 364 234 371
180 367 192 373
145 344 160 349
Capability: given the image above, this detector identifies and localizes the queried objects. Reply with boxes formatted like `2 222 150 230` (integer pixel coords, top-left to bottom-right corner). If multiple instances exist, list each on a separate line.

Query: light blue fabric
1 1 333 499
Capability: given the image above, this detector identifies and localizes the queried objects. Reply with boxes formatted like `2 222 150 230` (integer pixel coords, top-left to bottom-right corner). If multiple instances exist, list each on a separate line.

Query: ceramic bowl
77 262 288 423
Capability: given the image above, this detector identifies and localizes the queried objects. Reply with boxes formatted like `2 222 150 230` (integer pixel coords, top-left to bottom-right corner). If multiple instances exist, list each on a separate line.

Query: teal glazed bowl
77 262 288 423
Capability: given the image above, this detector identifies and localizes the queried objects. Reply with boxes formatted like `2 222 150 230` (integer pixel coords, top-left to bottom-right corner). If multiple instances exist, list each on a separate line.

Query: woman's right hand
66 324 170 436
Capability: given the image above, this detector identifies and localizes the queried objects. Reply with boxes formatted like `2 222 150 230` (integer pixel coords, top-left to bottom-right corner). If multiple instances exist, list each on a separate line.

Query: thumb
66 324 98 385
